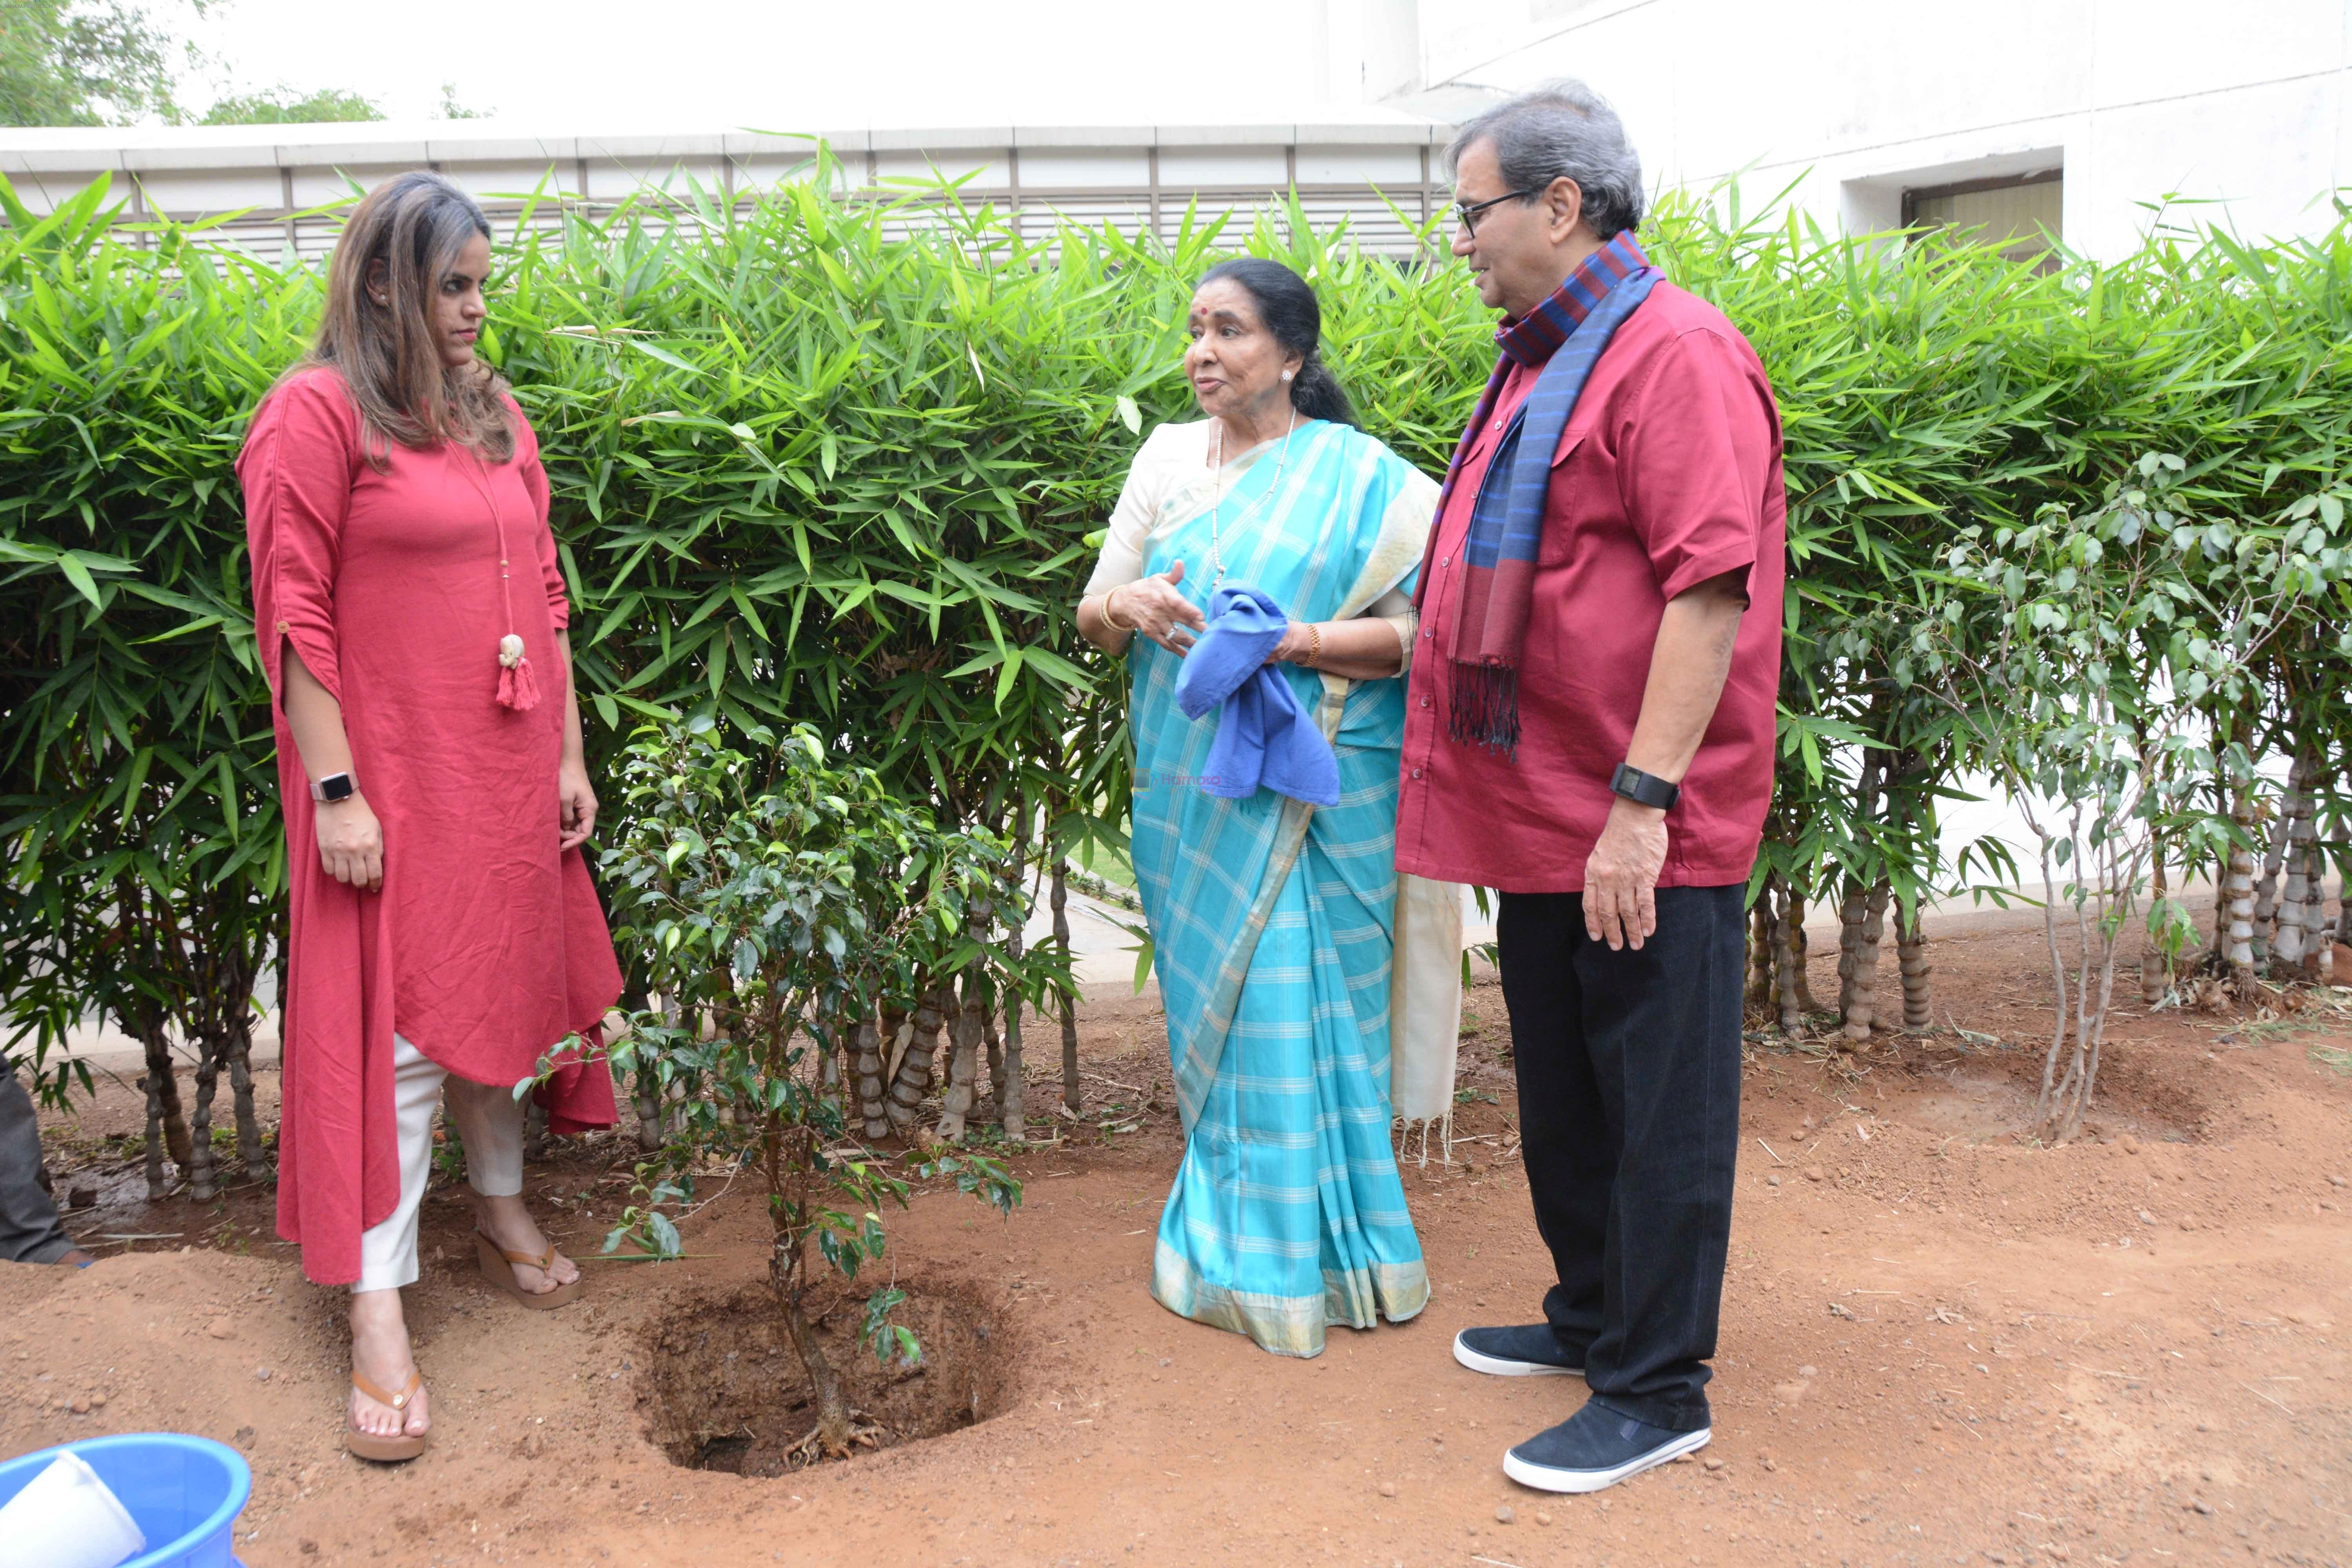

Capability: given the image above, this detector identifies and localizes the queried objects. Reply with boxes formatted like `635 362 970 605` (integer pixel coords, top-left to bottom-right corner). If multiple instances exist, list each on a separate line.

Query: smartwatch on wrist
310 771 356 804
1610 762 1679 811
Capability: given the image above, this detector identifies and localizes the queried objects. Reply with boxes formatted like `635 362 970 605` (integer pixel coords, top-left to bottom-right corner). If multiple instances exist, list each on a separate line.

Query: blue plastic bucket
0 1432 251 1568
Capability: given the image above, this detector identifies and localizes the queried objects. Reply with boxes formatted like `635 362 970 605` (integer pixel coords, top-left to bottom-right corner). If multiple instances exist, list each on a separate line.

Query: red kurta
1395 280 1787 893
240 368 621 1286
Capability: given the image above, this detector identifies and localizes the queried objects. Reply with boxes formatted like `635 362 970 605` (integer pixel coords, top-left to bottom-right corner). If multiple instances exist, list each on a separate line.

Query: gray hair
1443 78 1645 240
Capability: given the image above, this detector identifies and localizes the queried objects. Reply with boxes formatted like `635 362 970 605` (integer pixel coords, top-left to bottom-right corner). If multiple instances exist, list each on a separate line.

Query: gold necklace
1207 412 1299 586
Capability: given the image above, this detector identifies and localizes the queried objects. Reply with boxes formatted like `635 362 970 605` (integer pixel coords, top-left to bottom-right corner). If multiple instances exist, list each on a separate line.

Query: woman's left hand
558 761 598 851
1264 621 1314 666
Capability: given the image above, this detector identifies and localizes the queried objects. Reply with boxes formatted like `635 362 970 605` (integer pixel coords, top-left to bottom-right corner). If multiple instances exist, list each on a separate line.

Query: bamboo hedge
4 162 2351 1171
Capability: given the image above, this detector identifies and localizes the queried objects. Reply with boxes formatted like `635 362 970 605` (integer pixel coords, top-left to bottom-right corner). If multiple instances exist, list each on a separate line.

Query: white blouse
1083 421 1419 666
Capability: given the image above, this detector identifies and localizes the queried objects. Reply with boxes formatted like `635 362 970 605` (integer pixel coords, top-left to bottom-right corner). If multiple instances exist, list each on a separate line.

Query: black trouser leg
0 1068 74 1265
1498 884 1745 1432
1497 892 1614 1359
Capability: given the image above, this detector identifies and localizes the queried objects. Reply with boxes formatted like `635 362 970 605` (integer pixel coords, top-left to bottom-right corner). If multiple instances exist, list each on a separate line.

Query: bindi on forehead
1190 291 1259 327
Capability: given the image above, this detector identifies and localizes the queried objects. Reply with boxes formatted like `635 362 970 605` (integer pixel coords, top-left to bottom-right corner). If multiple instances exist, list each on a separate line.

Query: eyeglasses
1453 189 1536 236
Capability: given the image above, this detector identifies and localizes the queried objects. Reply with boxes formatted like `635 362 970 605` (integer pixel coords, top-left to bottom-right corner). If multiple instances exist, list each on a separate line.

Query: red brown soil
6 924 2349 1568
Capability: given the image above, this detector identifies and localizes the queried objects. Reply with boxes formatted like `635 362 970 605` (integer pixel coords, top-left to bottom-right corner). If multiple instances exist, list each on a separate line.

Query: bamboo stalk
2252 788 2292 962
186 1031 220 1204
2276 752 2317 969
1054 858 1080 1116
1841 881 1889 1045
997 811 1031 1142
935 969 984 1142
1773 878 1802 1034
1791 899 1822 1013
1746 894 1776 1013
1897 901 1931 1033
2226 788 2258 995
2141 853 2172 1005
886 983 951 1134
855 1015 889 1140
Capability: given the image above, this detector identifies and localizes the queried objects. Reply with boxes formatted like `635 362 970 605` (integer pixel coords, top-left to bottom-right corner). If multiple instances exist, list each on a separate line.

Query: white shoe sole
1452 1330 1586 1378
1502 1425 1711 1493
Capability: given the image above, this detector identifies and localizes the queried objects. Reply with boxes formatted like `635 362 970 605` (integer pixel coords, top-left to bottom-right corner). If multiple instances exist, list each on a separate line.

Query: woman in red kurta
240 171 621 1462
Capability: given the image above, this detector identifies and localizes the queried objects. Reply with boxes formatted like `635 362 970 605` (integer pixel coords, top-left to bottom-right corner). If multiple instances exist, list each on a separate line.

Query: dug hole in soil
5 916 2349 1567
638 1281 1010 1476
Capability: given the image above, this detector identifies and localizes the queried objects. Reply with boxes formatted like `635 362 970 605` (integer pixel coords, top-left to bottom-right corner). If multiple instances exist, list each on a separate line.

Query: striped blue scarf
1415 230 1660 757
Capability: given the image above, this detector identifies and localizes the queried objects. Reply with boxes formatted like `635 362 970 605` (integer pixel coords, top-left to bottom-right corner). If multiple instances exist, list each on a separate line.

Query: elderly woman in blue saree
1076 259 1457 1357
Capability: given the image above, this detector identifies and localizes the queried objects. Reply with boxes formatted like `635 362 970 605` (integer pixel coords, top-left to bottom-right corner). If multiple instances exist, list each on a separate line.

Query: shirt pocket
1534 430 1591 570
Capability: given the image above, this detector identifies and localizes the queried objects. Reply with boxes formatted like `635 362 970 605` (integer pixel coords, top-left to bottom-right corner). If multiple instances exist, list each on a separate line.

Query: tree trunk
772 1254 851 1457
2225 788 2258 995
996 812 1030 1142
2141 854 2173 1006
853 1016 889 1140
2298 814 2330 982
1746 892 1777 1013
1835 884 1891 1044
1840 882 1891 1044
1836 883 1865 1013
137 1020 187 1200
2314 751 2338 981
1053 859 1080 1116
187 1035 221 1203
1790 905 1822 1014
639 991 678 1150
2252 789 2292 961
633 1067 664 1151
935 970 986 1142
1897 904 1932 1032
2276 753 2317 969
1772 880 1802 1035
886 984 951 1135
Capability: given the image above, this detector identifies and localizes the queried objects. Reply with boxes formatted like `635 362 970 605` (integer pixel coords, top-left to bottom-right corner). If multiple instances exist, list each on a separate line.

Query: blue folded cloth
1171 584 1340 808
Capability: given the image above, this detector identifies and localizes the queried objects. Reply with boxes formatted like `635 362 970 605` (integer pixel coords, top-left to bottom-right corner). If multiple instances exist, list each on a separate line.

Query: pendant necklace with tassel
457 448 541 712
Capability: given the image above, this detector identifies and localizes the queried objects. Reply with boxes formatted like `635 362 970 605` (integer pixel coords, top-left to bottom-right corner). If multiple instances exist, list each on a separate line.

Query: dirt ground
5 922 2349 1568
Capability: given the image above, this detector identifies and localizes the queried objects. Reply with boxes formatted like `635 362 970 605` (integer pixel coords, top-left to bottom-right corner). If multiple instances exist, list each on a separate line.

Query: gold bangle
1100 585 1134 633
1298 622 1323 666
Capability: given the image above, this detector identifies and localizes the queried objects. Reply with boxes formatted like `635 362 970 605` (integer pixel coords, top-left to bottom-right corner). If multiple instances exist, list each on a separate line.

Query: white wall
1384 0 2352 258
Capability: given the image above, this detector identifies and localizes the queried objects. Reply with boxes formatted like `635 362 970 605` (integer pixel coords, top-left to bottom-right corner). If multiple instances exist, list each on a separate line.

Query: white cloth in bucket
0 1449 146 1568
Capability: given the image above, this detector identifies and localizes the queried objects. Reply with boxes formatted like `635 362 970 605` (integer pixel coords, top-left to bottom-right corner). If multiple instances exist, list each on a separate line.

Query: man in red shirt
1400 79 1785 1493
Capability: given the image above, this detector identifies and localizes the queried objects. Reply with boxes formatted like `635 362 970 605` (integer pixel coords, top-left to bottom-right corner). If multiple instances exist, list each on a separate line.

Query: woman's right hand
316 795 385 893
1109 559 1207 656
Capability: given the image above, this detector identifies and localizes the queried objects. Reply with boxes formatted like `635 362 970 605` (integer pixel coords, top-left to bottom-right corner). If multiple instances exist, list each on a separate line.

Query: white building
7 3 2343 265
1330 0 2352 260
0 109 1461 261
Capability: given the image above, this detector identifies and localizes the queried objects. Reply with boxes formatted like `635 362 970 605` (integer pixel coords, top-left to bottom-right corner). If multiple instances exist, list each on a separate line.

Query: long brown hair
291 170 515 465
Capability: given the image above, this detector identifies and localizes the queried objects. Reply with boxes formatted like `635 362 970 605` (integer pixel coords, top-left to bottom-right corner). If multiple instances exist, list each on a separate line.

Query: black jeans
1498 884 1744 1432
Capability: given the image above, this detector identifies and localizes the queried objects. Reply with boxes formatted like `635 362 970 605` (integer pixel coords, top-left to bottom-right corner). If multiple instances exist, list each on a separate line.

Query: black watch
310 771 356 804
1610 762 1679 811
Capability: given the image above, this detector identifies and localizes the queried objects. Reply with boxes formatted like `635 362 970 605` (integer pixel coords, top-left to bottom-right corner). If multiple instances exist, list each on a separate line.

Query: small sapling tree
599 720 1060 1460
1923 459 2293 1142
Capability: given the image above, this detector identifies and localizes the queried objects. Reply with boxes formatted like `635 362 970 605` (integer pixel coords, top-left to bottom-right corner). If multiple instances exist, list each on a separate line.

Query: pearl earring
1281 370 1294 381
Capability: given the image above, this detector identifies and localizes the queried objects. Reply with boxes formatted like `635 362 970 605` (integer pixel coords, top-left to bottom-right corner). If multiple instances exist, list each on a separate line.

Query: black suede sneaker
1501 1401 1710 1493
1451 1324 1587 1378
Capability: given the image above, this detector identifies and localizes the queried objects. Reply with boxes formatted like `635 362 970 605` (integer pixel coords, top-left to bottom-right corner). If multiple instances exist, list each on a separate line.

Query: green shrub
4 163 2352 1165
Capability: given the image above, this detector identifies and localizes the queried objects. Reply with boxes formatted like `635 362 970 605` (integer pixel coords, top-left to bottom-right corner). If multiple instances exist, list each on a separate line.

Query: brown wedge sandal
474 1227 582 1310
346 1368 429 1463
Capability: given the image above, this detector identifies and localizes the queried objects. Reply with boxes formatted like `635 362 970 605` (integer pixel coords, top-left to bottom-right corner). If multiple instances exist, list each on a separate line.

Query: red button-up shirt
1394 278 1786 893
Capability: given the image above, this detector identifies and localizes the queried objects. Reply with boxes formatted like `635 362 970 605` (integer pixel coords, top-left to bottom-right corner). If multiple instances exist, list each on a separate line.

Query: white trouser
354 1033 525 1294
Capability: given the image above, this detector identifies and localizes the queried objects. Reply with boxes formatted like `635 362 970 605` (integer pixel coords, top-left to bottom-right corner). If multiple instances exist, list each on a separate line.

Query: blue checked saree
1125 418 1437 1357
